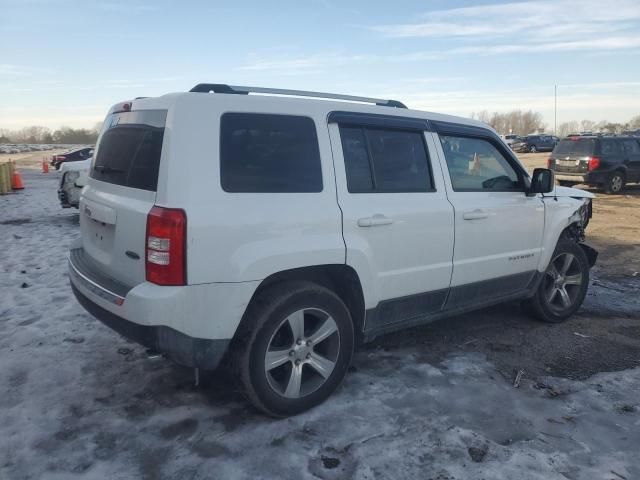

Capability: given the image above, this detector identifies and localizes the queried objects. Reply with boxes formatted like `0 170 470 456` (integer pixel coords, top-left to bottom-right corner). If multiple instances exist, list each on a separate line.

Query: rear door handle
358 214 394 227
462 210 489 220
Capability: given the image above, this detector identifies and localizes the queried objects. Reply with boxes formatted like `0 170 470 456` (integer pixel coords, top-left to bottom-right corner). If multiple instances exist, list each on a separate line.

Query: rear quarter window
220 113 322 193
91 110 167 191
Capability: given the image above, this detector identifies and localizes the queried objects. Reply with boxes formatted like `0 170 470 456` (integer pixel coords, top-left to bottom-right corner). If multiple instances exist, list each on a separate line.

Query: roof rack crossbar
189 83 407 108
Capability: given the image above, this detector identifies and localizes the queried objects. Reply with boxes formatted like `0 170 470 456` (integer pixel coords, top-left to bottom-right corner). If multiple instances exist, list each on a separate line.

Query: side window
339 126 433 192
439 135 522 191
220 113 322 193
600 139 621 155
339 127 373 191
622 139 640 155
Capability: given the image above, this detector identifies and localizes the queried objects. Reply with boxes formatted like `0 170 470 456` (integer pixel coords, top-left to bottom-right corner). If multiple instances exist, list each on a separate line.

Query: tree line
0 123 102 145
470 110 640 137
3 113 640 145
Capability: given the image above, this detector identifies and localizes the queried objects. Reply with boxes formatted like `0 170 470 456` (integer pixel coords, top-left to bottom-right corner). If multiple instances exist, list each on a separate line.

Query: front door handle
462 210 489 220
358 214 394 227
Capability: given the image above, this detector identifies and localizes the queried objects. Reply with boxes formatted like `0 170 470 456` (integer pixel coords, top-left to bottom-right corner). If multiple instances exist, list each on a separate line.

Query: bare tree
628 115 640 130
579 120 596 132
470 110 546 135
557 121 579 137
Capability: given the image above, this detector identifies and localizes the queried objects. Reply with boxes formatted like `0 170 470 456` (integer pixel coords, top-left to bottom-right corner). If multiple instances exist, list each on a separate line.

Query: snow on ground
1 171 639 480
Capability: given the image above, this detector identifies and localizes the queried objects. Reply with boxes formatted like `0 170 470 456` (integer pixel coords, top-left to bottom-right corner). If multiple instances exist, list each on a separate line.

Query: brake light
113 101 132 114
145 206 187 286
588 156 601 171
547 158 553 168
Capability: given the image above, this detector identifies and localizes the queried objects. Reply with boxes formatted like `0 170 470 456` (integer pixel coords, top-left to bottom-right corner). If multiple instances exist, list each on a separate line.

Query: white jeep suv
69 84 596 416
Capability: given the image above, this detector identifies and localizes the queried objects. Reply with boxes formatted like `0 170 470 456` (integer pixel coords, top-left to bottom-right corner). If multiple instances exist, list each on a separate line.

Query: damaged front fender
539 195 597 271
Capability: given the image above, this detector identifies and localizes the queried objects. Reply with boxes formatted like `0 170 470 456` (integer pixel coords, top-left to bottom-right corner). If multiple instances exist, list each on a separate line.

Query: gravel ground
1 169 639 480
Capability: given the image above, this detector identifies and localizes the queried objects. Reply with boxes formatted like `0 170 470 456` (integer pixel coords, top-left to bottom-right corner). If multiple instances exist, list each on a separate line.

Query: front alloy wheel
526 239 589 323
543 252 584 314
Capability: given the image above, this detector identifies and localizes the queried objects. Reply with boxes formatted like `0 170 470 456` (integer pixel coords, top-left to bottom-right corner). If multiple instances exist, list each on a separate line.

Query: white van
69 84 596 416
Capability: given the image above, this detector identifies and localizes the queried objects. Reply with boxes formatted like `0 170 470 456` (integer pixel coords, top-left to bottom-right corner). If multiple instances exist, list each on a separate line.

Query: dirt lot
519 152 640 278
1 157 639 479
0 150 68 170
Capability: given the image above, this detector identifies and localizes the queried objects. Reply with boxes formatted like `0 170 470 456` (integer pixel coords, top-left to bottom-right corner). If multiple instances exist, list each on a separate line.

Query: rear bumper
68 247 260 369
554 171 608 184
72 284 229 369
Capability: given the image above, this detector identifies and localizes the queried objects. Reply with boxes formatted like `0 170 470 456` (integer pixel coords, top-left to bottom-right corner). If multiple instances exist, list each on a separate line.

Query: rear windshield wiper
94 165 124 174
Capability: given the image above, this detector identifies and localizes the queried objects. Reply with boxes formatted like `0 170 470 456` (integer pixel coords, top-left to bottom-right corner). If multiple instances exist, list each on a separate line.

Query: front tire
236 281 354 417
526 240 589 323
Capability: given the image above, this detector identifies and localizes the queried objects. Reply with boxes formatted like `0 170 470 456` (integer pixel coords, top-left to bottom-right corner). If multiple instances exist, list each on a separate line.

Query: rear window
553 138 596 156
91 110 166 191
220 113 322 193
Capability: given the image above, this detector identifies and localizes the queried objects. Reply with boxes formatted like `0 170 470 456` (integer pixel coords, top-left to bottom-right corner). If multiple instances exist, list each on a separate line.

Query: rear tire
604 171 625 194
525 239 589 323
235 281 354 417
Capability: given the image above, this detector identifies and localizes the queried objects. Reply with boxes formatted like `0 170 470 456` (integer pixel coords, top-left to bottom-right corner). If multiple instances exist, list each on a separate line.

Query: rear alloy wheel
604 171 625 194
529 145 537 153
526 240 589 323
236 281 354 417
264 308 340 399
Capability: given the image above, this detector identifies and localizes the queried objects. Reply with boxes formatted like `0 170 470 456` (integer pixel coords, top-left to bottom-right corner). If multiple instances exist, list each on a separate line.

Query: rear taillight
547 158 554 168
145 206 187 286
56 155 66 162
588 156 601 171
113 101 132 113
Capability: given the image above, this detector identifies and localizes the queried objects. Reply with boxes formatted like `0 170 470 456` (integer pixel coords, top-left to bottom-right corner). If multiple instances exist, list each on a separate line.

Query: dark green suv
549 136 640 193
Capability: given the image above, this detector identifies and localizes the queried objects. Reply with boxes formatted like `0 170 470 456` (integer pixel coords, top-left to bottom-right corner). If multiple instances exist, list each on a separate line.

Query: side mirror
528 168 555 194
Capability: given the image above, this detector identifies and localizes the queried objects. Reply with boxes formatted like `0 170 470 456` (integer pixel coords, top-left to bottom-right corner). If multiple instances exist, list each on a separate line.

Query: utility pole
554 84 557 136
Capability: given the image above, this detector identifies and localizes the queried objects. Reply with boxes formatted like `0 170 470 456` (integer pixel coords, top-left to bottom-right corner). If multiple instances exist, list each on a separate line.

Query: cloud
95 1 157 13
0 64 28 76
373 0 640 41
448 34 640 55
239 54 373 72
238 31 640 75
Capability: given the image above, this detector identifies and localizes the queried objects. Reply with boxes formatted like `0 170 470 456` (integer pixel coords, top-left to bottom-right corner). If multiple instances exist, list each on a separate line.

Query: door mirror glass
529 168 554 194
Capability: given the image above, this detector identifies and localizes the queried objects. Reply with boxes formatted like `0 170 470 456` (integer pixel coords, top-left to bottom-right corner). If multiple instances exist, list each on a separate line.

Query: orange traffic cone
42 159 49 173
12 168 24 190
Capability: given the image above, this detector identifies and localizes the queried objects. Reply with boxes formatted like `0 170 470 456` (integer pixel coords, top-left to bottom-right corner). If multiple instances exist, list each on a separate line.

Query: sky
1 0 640 131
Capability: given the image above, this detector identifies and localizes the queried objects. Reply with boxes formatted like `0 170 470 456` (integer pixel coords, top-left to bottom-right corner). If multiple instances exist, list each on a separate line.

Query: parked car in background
549 136 640 193
58 158 91 208
69 84 596 416
51 146 94 170
512 135 557 153
500 134 522 148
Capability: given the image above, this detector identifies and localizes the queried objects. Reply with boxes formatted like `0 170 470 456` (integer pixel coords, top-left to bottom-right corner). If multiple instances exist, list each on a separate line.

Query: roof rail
189 83 407 109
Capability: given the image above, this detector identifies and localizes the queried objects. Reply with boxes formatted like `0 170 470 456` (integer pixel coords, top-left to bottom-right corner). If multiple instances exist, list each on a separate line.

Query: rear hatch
79 107 167 287
550 138 597 174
